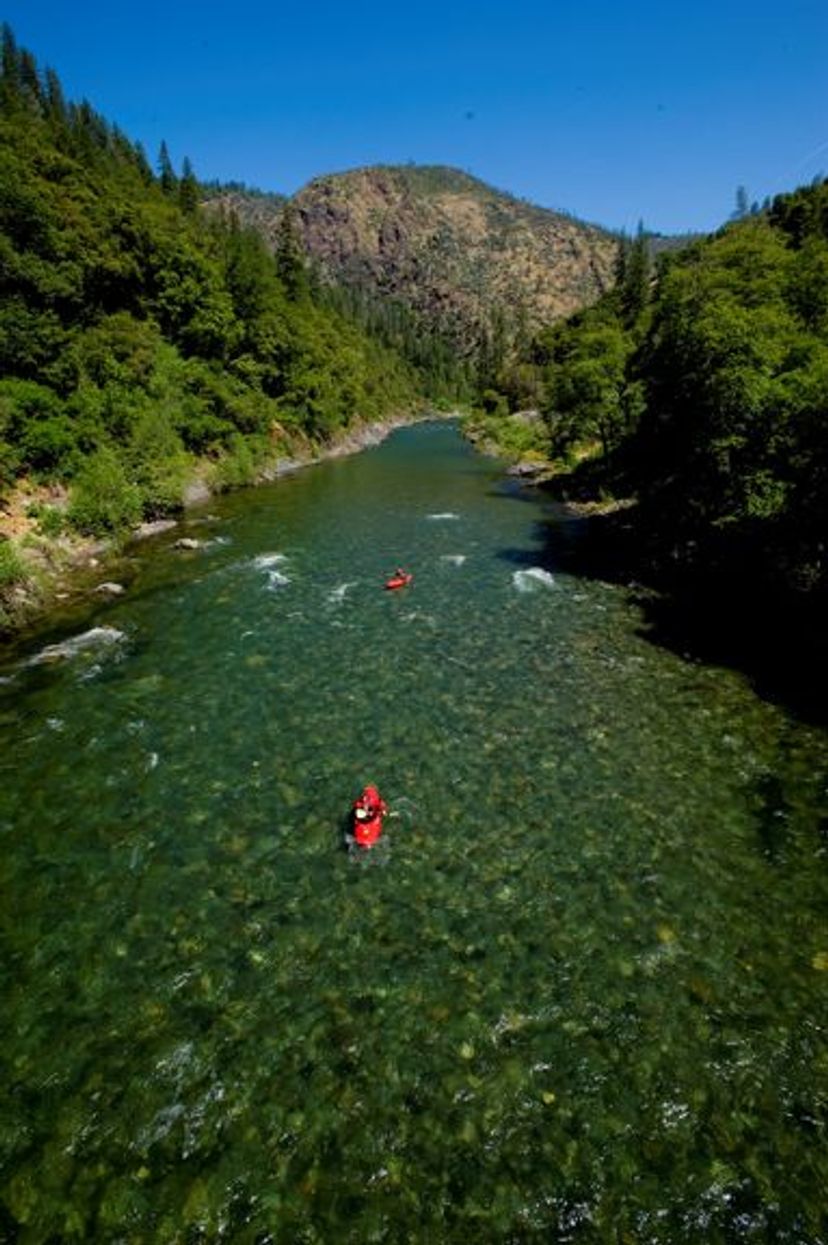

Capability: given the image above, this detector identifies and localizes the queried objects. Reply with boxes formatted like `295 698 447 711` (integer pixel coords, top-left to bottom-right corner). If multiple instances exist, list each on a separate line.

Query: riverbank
0 407 445 640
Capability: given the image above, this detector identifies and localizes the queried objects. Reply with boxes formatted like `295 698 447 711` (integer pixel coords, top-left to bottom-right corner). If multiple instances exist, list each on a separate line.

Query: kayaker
354 783 387 821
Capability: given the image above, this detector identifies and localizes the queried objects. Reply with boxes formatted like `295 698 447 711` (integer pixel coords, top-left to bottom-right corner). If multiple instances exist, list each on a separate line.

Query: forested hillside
0 26 418 556
479 188 828 704
206 165 619 390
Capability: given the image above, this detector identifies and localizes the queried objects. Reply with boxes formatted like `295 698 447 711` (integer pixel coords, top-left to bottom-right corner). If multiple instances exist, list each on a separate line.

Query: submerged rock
512 567 555 592
173 538 203 551
27 625 125 666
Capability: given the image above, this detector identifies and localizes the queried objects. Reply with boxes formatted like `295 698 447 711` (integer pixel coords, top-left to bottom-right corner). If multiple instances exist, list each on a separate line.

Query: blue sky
4 0 827 234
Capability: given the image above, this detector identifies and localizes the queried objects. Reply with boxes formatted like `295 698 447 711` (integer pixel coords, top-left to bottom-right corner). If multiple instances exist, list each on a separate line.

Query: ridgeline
206 165 619 396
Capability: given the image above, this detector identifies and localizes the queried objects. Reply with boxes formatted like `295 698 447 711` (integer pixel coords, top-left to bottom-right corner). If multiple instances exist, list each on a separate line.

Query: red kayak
352 784 388 848
385 570 412 591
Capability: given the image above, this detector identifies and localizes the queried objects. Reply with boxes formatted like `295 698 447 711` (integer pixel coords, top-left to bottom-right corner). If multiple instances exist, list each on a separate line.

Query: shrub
127 409 189 518
0 538 28 588
209 433 264 492
25 501 67 536
68 446 143 536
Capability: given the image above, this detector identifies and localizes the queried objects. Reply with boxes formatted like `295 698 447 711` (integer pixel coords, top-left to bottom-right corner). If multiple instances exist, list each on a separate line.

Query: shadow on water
496 483 828 727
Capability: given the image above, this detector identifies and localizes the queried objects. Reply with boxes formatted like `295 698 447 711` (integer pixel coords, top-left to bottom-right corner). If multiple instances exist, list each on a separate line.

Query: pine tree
132 141 153 184
158 141 177 195
18 49 41 109
614 231 629 290
179 156 199 214
274 205 308 301
44 67 67 126
734 185 750 220
620 220 649 325
0 22 20 110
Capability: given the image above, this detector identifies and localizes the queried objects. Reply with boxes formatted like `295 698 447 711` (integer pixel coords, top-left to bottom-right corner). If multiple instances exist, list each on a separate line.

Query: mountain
207 165 620 351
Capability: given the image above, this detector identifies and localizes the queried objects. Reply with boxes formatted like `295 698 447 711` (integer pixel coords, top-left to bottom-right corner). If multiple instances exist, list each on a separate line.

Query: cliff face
209 165 619 348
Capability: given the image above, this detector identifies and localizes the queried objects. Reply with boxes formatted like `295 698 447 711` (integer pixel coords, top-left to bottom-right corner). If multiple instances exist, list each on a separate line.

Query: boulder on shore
507 461 546 478
136 519 178 539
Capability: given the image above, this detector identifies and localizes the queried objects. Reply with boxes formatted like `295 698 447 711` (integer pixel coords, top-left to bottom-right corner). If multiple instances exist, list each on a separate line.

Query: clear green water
2 422 827 1244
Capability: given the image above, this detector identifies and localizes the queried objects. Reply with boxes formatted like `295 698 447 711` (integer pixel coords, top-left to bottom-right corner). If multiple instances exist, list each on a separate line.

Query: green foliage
67 446 144 535
125 408 189 517
0 537 27 588
540 312 641 459
209 433 265 492
274 205 308 302
0 27 419 538
615 222 651 326
178 157 198 215
317 281 470 401
494 177 828 638
25 501 66 536
0 378 79 476
616 184 828 612
480 389 509 418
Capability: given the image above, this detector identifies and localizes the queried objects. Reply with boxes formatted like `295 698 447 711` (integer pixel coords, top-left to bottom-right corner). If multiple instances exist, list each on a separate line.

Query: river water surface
2 422 827 1243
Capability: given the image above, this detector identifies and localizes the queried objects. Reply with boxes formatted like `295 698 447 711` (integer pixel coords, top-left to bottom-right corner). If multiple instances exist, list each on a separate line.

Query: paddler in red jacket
352 784 388 847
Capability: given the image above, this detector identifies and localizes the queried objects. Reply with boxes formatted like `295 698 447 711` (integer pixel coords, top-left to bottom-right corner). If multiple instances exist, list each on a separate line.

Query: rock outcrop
207 165 618 350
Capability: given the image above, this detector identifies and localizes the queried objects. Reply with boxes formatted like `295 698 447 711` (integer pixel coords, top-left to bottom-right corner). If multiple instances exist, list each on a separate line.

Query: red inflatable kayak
352 785 388 848
385 571 412 591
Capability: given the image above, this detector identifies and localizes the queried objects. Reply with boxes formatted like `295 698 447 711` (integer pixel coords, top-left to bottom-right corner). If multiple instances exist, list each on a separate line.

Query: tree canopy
0 29 420 536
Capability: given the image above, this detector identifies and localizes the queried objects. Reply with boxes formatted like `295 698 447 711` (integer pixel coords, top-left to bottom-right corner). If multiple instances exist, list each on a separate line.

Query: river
1 421 827 1242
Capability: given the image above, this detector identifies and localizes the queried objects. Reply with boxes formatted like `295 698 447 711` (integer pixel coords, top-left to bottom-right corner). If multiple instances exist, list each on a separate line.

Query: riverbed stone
135 519 178 539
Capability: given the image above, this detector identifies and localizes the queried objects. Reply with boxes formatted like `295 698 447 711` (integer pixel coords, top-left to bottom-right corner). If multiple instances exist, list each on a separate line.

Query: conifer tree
613 231 628 290
179 156 199 214
620 220 649 325
274 205 308 301
0 23 20 110
44 67 67 126
158 141 177 195
132 140 153 183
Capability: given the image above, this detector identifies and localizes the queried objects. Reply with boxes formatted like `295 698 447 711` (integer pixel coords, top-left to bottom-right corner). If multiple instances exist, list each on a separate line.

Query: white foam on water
265 570 290 590
46 717 65 732
147 752 159 771
253 553 287 569
328 582 357 603
27 626 126 666
440 554 467 565
426 512 460 521
512 567 556 593
77 663 104 683
401 611 436 627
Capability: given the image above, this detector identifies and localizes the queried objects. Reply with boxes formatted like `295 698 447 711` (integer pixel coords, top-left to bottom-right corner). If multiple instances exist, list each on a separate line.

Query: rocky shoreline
0 408 446 642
